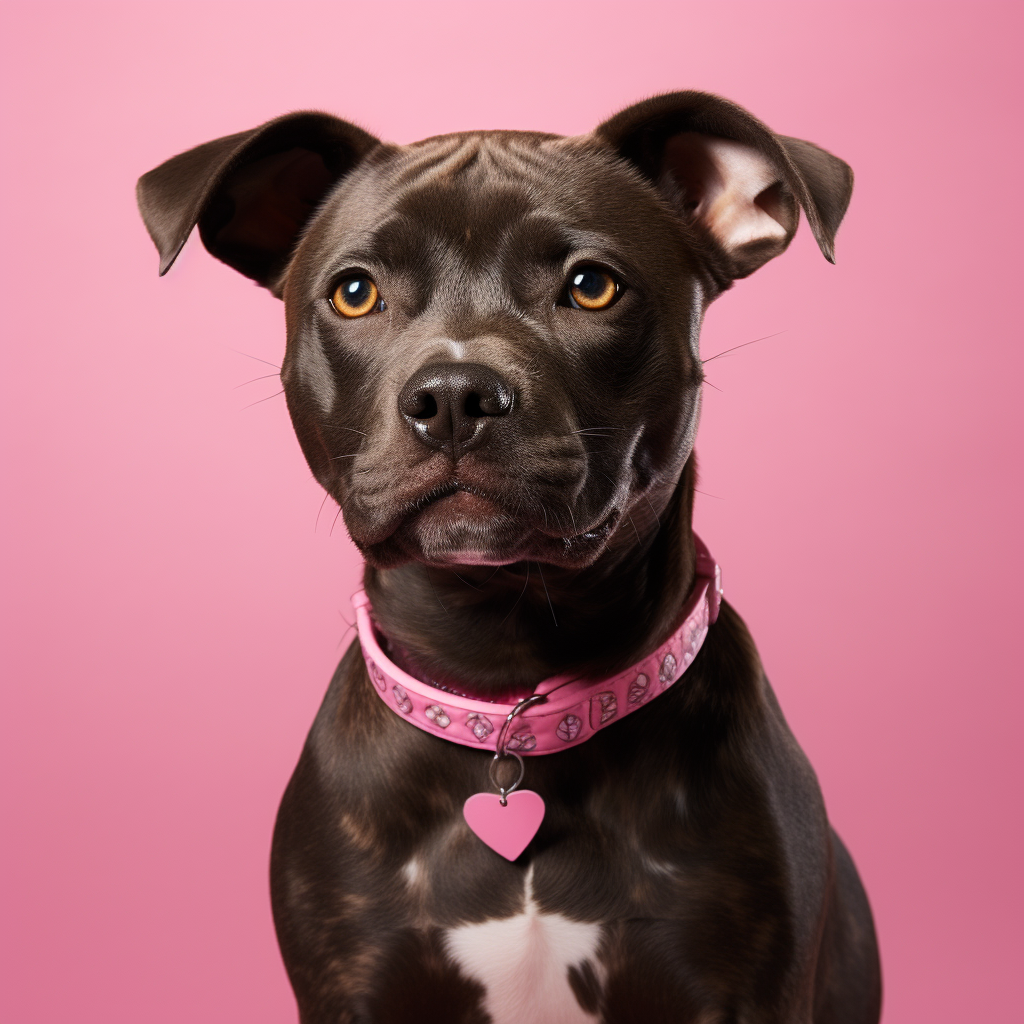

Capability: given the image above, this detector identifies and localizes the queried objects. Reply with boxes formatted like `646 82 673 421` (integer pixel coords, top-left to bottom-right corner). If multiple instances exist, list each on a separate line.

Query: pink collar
354 534 722 756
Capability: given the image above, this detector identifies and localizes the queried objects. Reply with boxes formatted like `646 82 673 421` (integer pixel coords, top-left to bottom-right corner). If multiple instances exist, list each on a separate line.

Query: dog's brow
511 215 634 273
310 230 396 290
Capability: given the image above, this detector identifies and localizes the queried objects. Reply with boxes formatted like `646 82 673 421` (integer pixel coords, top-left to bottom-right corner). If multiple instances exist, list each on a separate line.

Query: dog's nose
398 362 514 454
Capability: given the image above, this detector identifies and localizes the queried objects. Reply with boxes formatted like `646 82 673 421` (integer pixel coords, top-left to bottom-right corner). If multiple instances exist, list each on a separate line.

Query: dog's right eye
564 266 622 311
331 275 384 317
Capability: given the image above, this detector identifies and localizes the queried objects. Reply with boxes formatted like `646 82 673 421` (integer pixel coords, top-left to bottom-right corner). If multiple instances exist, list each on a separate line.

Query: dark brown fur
138 91 881 1022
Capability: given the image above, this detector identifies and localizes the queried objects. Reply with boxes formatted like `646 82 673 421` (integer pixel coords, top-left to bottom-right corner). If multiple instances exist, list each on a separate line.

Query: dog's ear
137 112 380 289
595 92 853 278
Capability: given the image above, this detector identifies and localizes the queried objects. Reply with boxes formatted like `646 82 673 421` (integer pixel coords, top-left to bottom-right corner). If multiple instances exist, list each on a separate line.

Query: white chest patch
443 867 603 1024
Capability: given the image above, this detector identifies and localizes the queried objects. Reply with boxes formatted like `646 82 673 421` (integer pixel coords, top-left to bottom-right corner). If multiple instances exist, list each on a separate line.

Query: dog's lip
410 481 497 513
538 508 620 544
362 501 622 569
405 482 620 543
351 475 623 567
410 485 618 540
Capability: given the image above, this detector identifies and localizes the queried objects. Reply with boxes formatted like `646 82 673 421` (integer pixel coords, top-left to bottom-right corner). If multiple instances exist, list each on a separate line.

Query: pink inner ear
664 133 793 253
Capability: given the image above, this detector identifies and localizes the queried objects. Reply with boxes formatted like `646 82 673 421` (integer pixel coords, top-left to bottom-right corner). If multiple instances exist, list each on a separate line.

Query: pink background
1 2 1020 1021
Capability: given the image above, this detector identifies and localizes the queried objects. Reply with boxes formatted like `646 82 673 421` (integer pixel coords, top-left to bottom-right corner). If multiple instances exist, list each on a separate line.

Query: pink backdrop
1 2 1020 1021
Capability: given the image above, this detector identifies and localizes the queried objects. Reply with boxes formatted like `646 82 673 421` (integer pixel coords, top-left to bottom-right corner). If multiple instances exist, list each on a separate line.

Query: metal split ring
487 692 548 804
488 749 525 805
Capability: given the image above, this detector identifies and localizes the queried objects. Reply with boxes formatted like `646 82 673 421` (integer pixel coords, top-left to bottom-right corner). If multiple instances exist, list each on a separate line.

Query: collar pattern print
354 533 722 756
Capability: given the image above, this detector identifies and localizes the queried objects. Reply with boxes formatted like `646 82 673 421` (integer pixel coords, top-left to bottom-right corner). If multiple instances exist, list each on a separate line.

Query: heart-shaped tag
463 790 546 861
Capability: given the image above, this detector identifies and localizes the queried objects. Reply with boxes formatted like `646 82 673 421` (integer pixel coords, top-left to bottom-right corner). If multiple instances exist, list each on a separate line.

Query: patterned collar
354 534 722 755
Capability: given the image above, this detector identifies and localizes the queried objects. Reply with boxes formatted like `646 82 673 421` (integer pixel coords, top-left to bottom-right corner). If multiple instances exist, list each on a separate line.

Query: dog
138 91 881 1023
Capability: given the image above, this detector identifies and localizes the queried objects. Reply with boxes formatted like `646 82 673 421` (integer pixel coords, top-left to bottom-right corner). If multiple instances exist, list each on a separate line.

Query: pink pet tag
464 694 547 860
463 789 546 861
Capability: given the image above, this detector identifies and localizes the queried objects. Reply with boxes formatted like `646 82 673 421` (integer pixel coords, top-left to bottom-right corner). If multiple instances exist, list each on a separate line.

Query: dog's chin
398 490 537 567
356 490 619 571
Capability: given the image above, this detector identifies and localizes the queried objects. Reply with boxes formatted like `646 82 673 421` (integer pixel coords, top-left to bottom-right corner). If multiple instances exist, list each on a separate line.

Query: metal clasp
490 693 546 805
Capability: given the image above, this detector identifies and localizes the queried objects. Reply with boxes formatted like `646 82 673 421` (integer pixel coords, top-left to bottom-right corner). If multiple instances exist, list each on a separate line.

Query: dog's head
139 93 851 571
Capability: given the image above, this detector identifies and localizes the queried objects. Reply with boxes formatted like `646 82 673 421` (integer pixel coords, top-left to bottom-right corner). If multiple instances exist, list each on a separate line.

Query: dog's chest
439 865 603 1023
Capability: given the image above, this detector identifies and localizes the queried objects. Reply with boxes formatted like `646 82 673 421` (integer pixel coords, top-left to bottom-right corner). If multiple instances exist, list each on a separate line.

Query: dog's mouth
378 481 620 568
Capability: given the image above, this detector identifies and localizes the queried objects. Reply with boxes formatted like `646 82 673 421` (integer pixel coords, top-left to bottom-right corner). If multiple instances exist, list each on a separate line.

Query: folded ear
137 112 380 289
595 92 853 278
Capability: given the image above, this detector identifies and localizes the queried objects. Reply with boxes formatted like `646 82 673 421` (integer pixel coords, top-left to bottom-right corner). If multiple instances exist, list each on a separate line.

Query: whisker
536 561 558 627
234 372 281 389
335 613 355 650
626 511 643 548
593 469 660 554
228 347 281 370
569 445 622 457
702 331 786 364
498 561 531 627
695 488 725 500
702 379 723 392
241 389 284 410
315 491 331 532
323 425 368 437
643 493 662 525
330 504 344 536
453 571 484 591
425 567 451 616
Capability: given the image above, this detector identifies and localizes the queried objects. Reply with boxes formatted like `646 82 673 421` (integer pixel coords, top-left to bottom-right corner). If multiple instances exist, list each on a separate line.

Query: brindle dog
139 91 881 1023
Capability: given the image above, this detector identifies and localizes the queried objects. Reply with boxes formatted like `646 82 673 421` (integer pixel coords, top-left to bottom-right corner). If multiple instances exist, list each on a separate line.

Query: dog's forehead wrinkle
391 134 482 186
403 131 561 179
378 140 635 248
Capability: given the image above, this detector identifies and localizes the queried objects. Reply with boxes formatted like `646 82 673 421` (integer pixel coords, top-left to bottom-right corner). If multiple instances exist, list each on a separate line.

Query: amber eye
331 275 382 317
567 266 620 310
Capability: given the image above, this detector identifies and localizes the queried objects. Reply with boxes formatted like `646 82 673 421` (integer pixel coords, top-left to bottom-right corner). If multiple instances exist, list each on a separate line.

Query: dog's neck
363 456 698 700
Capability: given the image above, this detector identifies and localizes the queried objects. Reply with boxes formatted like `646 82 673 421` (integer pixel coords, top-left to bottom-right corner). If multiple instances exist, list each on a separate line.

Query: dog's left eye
330 275 385 318
565 266 621 310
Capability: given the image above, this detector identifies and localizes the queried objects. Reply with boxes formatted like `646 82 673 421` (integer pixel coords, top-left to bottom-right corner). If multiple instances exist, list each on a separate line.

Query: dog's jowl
139 92 881 1023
